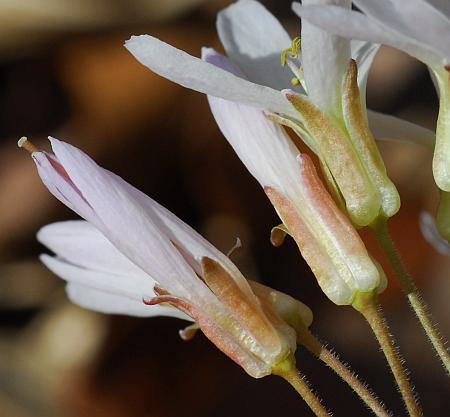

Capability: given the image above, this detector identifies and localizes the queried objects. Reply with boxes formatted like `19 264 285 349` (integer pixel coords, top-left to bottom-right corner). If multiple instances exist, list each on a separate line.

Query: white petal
355 0 450 63
40 253 154 302
124 35 296 117
66 283 191 320
39 138 207 300
293 1 351 117
296 4 442 67
38 220 150 281
216 0 295 90
367 110 435 148
419 212 450 256
207 95 301 196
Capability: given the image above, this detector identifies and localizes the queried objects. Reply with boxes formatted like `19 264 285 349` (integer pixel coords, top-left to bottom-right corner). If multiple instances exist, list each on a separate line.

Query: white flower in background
295 0 450 192
23 137 313 378
125 0 434 227
206 83 387 306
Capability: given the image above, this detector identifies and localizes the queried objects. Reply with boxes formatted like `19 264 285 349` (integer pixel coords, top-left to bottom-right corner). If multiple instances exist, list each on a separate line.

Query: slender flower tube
294 0 450 193
22 137 314 379
124 0 433 226
206 87 386 306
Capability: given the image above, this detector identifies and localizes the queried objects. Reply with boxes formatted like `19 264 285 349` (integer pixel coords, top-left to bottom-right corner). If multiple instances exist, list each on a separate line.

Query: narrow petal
37 220 150 281
217 0 295 90
295 4 441 67
207 93 301 195
124 35 296 117
40 253 155 302
293 1 351 118
34 138 208 300
67 283 190 319
128 187 259 304
367 110 435 149
355 0 450 63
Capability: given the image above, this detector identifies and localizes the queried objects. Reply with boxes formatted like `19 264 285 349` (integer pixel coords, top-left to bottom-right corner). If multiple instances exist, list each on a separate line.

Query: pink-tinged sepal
200 256 283 359
265 154 384 306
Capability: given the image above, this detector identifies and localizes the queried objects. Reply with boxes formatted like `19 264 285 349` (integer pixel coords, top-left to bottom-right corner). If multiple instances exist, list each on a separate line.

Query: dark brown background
0 1 448 416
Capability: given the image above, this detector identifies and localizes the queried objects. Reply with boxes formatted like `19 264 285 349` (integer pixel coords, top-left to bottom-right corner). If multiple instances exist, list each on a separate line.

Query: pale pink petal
34 138 209 301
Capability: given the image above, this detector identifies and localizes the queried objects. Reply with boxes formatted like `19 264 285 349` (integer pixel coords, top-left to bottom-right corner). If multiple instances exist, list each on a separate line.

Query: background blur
0 1 448 416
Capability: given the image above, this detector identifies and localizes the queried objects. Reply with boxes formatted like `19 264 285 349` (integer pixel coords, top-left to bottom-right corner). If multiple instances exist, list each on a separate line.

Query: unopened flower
22 137 313 378
295 0 450 192
124 0 432 226
207 90 387 306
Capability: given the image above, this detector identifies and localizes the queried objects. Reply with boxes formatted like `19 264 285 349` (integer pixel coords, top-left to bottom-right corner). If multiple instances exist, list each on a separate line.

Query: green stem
274 361 331 417
354 294 422 417
371 218 450 375
296 326 391 417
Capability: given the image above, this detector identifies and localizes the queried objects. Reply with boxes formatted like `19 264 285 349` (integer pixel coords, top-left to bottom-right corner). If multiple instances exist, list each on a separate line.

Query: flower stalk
273 358 332 417
353 292 422 417
371 218 450 375
296 325 391 417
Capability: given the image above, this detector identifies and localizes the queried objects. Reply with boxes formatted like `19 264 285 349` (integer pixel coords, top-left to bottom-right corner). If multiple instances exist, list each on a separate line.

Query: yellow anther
291 77 300 86
281 36 302 66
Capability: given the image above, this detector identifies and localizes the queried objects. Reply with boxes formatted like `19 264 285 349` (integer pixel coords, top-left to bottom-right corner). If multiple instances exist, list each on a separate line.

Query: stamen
281 37 306 90
281 36 302 66
226 237 242 258
17 137 39 154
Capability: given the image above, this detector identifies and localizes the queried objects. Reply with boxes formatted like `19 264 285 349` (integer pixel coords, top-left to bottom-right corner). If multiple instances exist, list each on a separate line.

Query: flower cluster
22 0 450 415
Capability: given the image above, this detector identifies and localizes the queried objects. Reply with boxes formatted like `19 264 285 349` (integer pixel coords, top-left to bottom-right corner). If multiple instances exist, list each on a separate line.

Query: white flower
27 137 313 378
294 0 450 190
124 0 430 144
125 0 432 226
